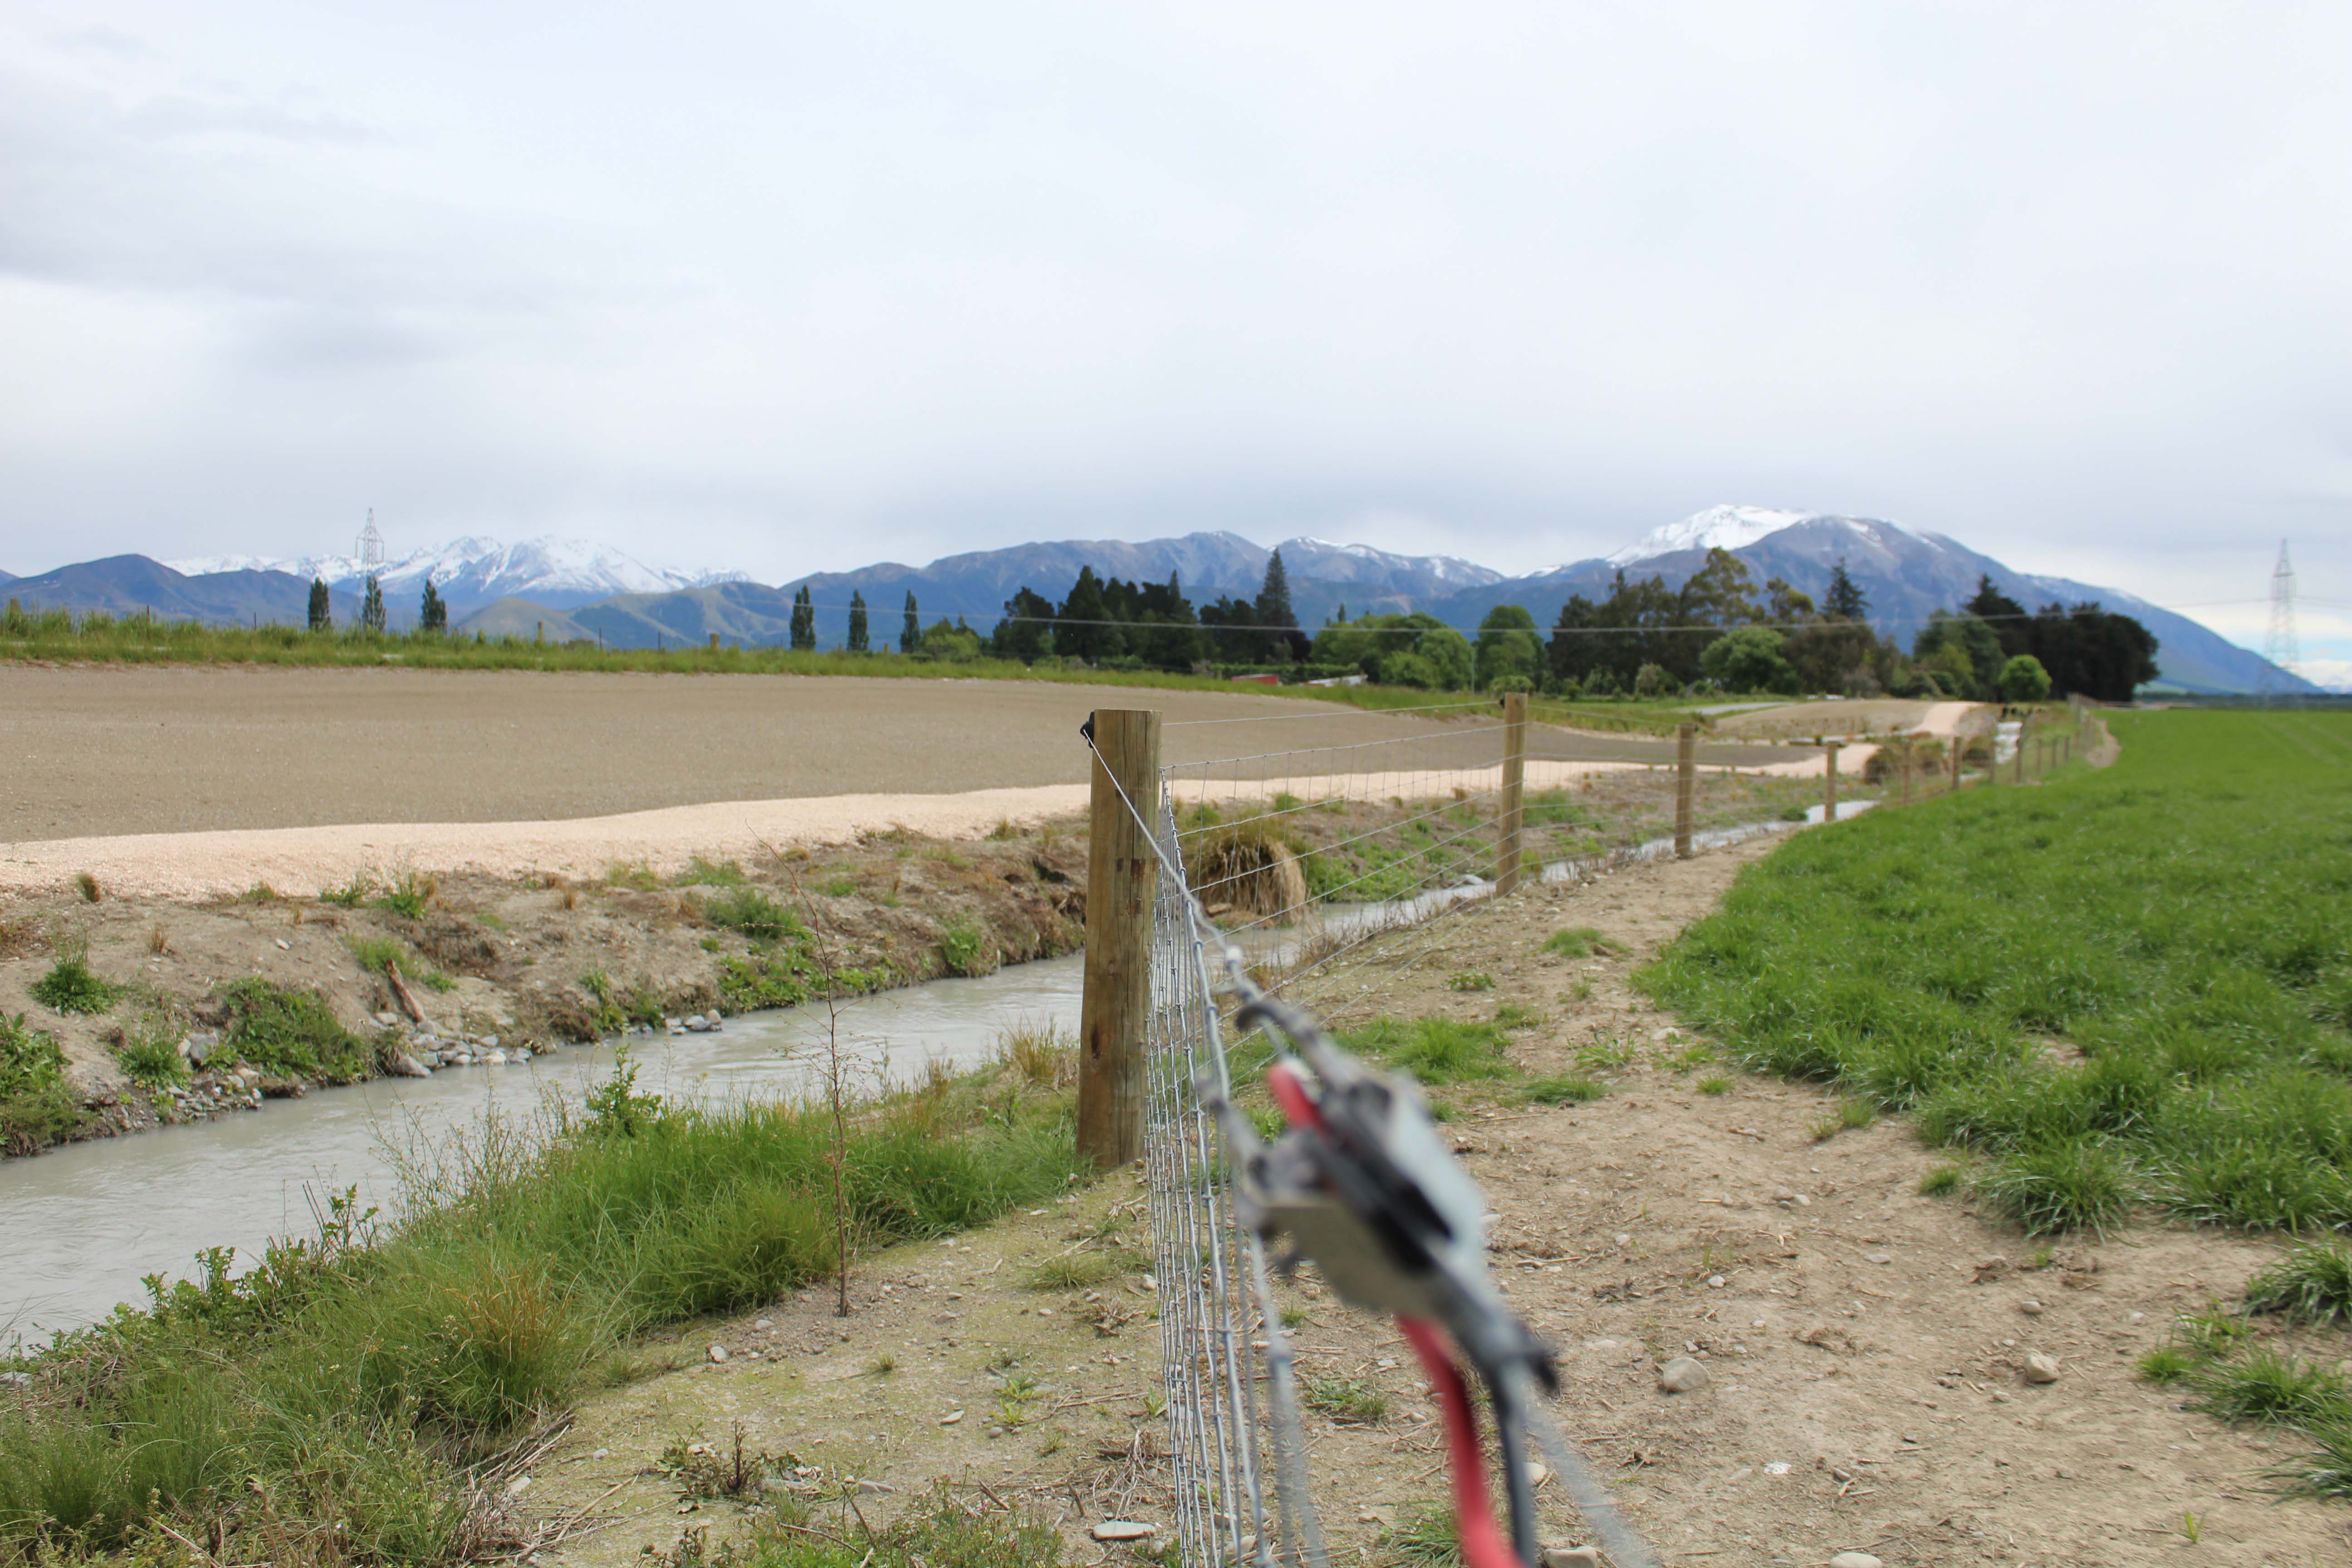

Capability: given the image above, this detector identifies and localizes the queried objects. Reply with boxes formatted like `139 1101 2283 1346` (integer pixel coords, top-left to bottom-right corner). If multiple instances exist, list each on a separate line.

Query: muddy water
2 954 1084 1340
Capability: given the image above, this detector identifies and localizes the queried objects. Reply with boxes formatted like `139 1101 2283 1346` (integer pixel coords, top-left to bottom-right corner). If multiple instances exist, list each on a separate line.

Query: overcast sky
2 3 2346 676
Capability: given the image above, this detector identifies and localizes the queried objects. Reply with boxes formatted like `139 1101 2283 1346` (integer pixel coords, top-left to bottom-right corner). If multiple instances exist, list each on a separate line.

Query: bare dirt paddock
523 840 2345 1568
0 668 1796 843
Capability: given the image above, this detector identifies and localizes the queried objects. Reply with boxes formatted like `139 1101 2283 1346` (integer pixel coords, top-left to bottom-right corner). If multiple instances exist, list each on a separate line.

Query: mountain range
1 509 2312 694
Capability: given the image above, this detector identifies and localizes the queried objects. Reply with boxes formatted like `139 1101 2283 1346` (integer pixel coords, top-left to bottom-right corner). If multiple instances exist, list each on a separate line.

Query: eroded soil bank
522 837 2343 1568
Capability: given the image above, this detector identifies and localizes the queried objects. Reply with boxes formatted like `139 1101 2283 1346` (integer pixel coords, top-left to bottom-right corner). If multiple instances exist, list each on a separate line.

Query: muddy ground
519 838 2347 1568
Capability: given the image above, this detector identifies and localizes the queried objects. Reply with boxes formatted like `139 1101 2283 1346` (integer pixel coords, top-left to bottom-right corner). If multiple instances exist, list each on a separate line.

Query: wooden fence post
1078 708 1161 1169
1674 722 1696 858
1823 737 1839 821
1495 691 1529 893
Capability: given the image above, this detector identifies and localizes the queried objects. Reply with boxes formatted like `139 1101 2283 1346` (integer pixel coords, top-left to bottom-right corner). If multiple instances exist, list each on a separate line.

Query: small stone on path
707 1344 728 1363
1828 1554 1883 1568
1542 1550 1601 1568
2023 1352 2061 1383
1658 1356 1710 1394
1090 1521 1156 1542
1864 1252 1891 1264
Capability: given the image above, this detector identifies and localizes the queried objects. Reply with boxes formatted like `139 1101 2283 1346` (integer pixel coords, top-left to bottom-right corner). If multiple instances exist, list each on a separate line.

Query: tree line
920 544 2156 702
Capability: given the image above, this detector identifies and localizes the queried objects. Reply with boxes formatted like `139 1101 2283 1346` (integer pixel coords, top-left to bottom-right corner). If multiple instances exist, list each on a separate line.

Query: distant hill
167 536 744 619
1 555 360 627
10 510 2309 694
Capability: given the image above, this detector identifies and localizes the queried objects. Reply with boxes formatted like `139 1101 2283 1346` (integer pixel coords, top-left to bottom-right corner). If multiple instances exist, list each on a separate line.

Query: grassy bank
1642 709 2352 1234
0 1049 1083 1563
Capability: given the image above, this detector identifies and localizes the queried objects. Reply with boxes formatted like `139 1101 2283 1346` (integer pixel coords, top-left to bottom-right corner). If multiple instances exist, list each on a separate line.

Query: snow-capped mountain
165 536 746 616
1606 504 1928 566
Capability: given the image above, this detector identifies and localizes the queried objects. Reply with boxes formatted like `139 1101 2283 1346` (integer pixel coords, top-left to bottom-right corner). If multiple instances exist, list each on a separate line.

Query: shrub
1445 970 1494 993
29 954 122 1014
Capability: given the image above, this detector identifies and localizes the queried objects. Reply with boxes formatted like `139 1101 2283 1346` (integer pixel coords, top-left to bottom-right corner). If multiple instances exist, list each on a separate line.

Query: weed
2180 1510 2201 1544
1024 1250 1131 1291
1492 1004 1541 1031
1918 1165 1964 1196
1521 1076 1606 1106
2137 1346 2200 1383
419 970 456 994
74 871 102 903
30 954 122 1015
819 877 858 897
145 924 169 956
1426 1098 1458 1122
1378 1503 1461 1568
347 934 407 974
605 860 662 892
706 887 803 944
660 1421 784 1500
865 1352 897 1377
1 1012 88 1153
320 872 372 907
1573 1034 1633 1073
1341 1018 1515 1083
677 857 747 887
1446 970 1495 993
2272 1420 2352 1501
1280 1304 1309 1329
372 871 434 919
996 1368 1042 1426
940 919 997 977
1544 926 1628 959
1697 1075 1732 1096
217 977 371 1082
1670 1040 1717 1070
1302 1375 1389 1424
2173 1305 2253 1359
2244 1242 2352 1327
114 1022 189 1089
1564 978 1594 1003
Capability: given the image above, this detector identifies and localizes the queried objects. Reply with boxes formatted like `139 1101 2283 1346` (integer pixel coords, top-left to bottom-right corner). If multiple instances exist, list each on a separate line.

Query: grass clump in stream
0 1052 1084 1563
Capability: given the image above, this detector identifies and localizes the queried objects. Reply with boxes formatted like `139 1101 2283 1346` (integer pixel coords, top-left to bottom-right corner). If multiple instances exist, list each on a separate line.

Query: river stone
181 1032 219 1065
373 1010 402 1028
485 1050 507 1065
384 1051 432 1078
1658 1357 1710 1394
707 1344 729 1363
2023 1353 2062 1383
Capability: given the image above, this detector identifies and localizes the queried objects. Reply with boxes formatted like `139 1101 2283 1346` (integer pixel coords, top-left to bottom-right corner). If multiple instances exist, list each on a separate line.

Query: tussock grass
2245 1242 2352 1327
2188 1347 2352 1427
1 1013 88 1153
1642 710 2352 1235
219 977 373 1083
1544 926 1630 959
0 1054 1083 1563
112 1021 189 1089
1521 1075 1607 1105
704 887 803 945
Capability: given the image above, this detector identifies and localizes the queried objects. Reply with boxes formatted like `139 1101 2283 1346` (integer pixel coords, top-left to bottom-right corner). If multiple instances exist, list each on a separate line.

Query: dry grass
1187 820 1309 924
997 1020 1078 1089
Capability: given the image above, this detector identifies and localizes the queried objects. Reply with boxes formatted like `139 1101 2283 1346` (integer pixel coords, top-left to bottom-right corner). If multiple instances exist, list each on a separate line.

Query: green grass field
1642 710 2352 1235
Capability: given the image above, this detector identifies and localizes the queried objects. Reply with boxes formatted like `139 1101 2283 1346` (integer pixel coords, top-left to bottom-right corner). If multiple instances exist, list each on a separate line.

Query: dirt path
523 832 2342 1568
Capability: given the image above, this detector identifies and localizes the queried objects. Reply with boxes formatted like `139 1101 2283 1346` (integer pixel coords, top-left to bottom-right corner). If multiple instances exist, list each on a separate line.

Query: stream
1 804 1876 1341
